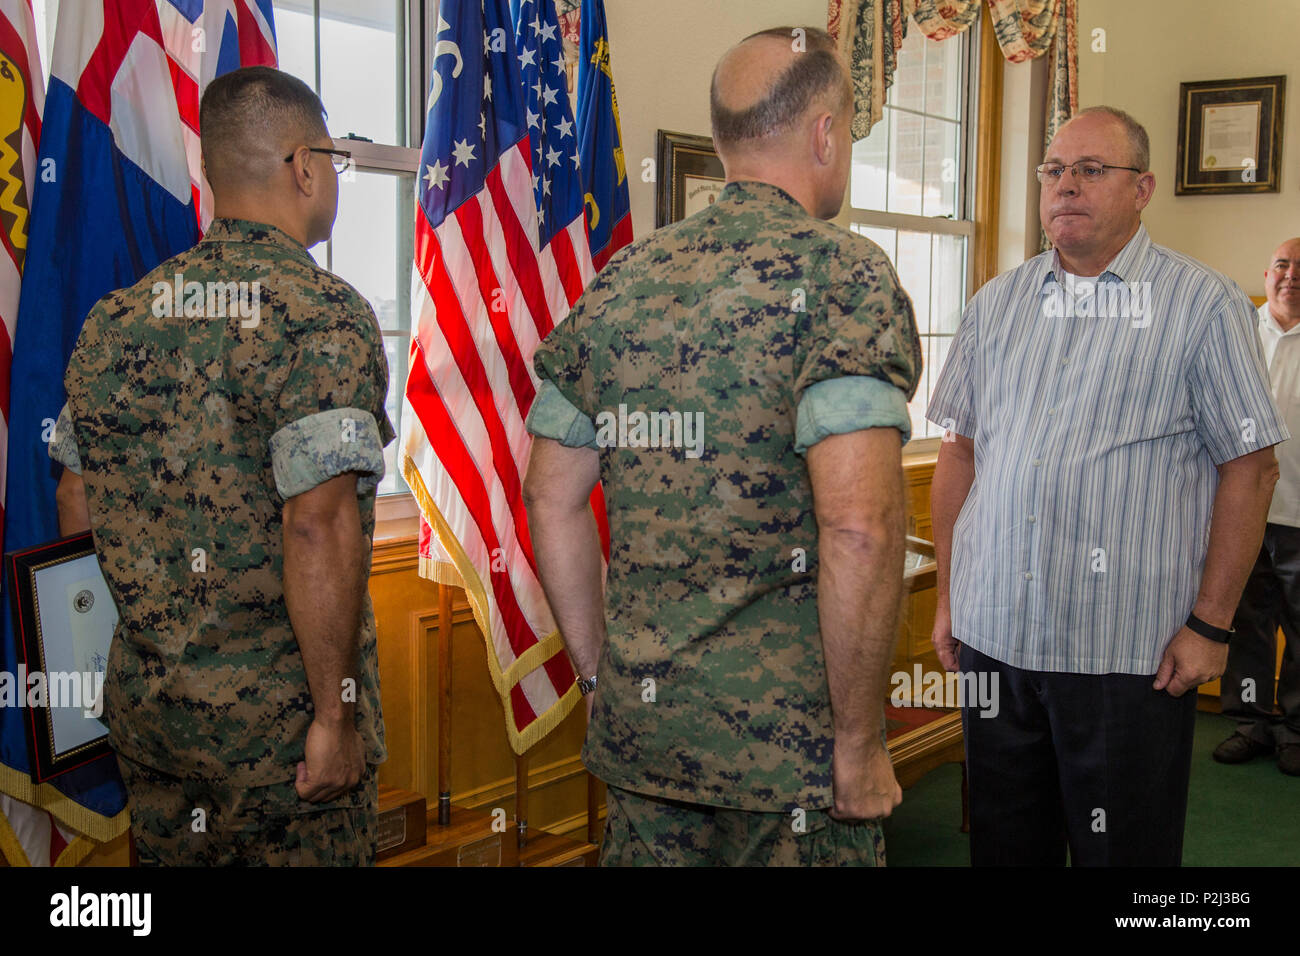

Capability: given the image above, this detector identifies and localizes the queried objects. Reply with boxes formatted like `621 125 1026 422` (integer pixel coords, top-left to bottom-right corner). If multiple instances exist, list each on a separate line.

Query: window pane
850 127 888 211
931 335 955 391
331 169 411 323
889 26 925 110
909 353 930 444
272 2 319 95
329 168 415 495
896 231 931 335
888 108 924 216
319 0 405 145
925 29 962 121
848 27 976 445
932 234 966 334
922 117 959 218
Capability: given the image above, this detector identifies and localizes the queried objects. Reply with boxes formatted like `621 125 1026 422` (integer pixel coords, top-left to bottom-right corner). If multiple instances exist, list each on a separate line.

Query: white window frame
847 22 982 457
273 0 433 530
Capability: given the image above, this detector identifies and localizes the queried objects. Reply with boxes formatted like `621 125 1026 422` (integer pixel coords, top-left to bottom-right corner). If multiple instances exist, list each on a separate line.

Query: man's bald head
710 27 851 156
200 66 329 193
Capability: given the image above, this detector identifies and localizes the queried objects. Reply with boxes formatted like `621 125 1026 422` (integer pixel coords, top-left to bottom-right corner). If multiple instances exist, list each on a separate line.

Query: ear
286 147 316 197
1133 170 1155 212
812 111 834 166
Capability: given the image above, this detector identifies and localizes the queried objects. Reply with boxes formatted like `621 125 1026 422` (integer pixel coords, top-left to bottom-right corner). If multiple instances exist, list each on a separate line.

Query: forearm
530 503 606 678
817 514 905 745
930 444 975 612
55 470 91 536
1194 461 1278 628
283 513 367 726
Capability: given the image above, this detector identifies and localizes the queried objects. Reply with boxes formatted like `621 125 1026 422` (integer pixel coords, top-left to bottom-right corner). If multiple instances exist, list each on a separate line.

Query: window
274 0 424 499
848 22 980 446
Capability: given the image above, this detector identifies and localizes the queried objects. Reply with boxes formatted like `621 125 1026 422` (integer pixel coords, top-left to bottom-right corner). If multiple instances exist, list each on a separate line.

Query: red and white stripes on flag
403 138 609 754
0 0 42 562
152 0 278 231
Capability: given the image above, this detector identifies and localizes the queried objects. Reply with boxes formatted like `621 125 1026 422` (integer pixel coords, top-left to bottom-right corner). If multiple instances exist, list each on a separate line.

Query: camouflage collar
203 217 312 259
720 180 804 210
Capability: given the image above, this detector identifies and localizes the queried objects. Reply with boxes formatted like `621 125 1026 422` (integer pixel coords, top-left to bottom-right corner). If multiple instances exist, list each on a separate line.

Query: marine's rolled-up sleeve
48 403 82 475
795 376 912 453
270 304 395 499
1189 294 1290 464
792 245 922 454
528 292 598 446
524 380 598 448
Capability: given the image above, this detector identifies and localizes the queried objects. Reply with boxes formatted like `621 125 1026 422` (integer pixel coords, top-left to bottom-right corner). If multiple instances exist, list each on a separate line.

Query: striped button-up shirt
928 224 1289 674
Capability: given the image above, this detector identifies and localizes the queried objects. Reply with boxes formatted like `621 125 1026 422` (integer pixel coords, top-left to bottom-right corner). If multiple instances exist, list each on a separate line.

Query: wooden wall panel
898 455 940 668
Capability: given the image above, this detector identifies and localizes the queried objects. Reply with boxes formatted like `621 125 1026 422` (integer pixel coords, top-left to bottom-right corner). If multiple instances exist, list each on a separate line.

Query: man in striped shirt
928 106 1288 865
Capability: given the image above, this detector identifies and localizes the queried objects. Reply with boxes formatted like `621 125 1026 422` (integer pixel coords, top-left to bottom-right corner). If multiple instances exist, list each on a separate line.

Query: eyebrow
1041 154 1110 165
1273 258 1300 266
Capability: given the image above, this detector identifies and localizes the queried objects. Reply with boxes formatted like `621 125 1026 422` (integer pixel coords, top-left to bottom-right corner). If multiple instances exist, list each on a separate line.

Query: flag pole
437 582 453 826
514 752 529 851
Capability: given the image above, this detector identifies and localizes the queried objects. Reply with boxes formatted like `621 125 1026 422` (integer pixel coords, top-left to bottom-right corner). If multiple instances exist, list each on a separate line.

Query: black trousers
1224 522 1300 747
959 643 1197 866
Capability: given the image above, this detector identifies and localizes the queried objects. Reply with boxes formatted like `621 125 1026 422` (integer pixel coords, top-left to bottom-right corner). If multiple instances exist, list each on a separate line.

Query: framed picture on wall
655 130 725 226
1176 75 1285 195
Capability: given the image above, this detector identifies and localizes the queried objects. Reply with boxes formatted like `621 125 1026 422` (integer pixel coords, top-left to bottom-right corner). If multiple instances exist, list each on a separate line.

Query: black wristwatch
1186 613 1233 644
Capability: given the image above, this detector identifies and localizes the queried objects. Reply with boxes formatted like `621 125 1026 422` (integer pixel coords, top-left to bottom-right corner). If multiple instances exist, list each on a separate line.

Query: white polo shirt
1259 302 1300 527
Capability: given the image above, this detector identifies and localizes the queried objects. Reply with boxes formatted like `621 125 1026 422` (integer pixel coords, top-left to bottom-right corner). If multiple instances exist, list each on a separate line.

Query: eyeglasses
1036 161 1142 184
283 146 352 173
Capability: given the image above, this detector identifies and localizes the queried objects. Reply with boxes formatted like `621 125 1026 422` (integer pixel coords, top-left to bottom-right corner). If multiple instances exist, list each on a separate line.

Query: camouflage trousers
115 752 378 866
598 784 887 866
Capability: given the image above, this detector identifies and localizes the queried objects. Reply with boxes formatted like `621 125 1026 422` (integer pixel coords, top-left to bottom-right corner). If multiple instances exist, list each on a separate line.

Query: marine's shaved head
199 66 329 193
710 26 851 155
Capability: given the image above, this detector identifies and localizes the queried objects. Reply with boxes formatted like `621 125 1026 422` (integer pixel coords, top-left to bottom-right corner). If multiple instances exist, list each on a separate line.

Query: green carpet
882 711 1300 866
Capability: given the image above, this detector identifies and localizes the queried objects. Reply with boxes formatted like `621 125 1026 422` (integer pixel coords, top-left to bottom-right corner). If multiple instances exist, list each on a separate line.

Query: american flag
401 0 609 754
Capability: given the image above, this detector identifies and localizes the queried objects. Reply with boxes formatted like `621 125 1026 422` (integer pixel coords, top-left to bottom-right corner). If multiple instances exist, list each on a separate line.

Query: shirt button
1048 408 1056 416
1028 515 1036 523
1060 358 1069 366
1032 459 1042 467
1024 572 1033 580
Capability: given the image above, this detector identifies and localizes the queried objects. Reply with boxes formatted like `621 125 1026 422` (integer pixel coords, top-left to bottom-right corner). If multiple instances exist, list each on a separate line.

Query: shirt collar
202 217 311 258
719 179 805 211
1260 301 1300 337
1038 222 1152 292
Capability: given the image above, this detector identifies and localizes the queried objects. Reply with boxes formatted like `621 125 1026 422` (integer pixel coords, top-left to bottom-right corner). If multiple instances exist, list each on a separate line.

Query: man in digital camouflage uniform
49 66 391 866
523 26 921 866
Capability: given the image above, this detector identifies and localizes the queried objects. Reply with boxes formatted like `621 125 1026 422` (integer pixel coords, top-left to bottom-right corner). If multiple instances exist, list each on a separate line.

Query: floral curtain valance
829 0 1078 147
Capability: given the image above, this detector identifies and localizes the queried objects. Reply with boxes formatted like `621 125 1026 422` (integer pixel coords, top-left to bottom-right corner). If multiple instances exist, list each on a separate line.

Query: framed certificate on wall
655 130 725 227
6 532 116 780
1176 75 1285 195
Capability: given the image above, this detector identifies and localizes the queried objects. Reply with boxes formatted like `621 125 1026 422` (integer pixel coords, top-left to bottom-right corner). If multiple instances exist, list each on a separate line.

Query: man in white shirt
1216 238 1300 775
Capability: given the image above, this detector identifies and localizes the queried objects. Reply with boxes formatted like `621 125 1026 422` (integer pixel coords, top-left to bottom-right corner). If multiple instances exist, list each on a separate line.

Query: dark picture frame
655 130 725 227
1176 75 1285 195
6 532 116 781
